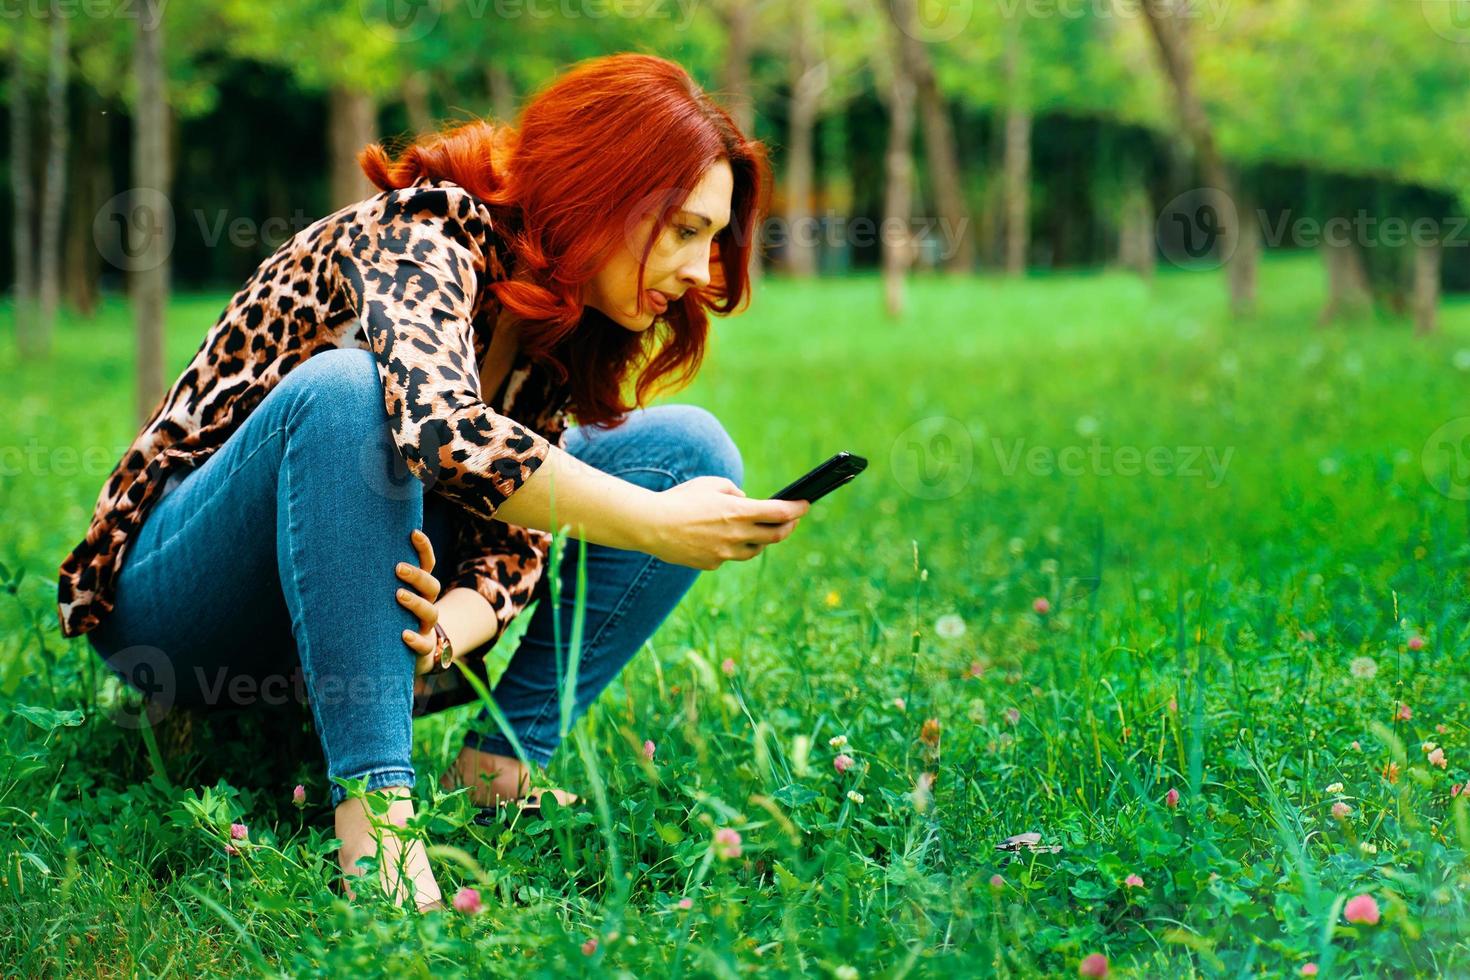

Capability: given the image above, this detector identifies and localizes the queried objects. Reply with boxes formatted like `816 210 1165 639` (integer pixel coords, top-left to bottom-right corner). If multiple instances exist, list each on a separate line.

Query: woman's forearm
491 443 661 553
433 445 664 660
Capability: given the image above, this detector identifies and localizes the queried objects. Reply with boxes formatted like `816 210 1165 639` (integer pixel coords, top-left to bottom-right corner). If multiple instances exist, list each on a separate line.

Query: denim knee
278 348 383 426
277 348 402 458
661 404 744 490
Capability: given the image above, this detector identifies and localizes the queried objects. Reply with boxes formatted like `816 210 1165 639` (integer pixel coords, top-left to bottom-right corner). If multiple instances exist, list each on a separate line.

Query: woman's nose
678 250 712 291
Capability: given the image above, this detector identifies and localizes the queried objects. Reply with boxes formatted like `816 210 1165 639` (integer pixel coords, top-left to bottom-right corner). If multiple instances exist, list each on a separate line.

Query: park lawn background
1 251 1469 975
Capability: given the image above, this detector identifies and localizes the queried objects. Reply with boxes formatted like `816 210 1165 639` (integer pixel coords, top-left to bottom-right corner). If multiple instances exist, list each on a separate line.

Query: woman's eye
677 226 697 242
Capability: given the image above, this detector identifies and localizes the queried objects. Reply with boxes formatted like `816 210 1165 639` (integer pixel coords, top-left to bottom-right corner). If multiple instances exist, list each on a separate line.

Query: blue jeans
86 347 743 808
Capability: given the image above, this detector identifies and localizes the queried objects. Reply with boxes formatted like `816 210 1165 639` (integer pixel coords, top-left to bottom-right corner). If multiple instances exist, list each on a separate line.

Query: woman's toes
520 787 580 808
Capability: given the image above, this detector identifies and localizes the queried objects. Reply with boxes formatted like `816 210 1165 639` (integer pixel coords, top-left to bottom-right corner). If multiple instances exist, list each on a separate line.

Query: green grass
3 251 1470 975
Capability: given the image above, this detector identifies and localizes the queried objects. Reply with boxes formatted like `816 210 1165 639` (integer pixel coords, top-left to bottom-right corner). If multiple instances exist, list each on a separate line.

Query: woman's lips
645 289 669 314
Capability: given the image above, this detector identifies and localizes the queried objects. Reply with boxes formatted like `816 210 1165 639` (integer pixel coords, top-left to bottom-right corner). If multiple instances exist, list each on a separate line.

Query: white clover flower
913 772 935 813
847 790 864 804
1324 782 1344 794
935 614 967 639
1349 657 1378 680
828 734 848 749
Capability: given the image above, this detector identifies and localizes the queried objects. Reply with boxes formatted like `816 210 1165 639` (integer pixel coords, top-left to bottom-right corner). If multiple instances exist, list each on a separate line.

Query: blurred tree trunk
977 166 1003 267
402 71 432 136
1318 237 1371 324
36 0 69 355
485 63 515 124
64 93 109 318
880 36 917 317
717 0 762 285
134 0 169 425
1413 240 1441 336
719 2 755 137
11 37 38 358
784 2 825 279
1002 38 1030 277
328 85 376 209
1003 107 1031 276
890 0 973 273
1142 0 1254 316
1118 179 1155 280
1230 191 1259 314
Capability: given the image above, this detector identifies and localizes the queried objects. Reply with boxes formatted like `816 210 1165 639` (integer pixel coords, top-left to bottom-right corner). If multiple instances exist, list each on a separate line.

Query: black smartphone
770 451 868 503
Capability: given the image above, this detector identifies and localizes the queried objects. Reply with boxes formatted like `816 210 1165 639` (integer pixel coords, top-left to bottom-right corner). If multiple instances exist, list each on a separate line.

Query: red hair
358 53 772 428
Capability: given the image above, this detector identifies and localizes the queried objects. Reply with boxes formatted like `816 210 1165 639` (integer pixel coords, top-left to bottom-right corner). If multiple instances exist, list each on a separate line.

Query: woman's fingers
396 561 441 602
743 497 810 525
747 518 799 545
728 516 802 562
410 528 436 575
397 588 438 629
397 530 440 663
401 625 435 656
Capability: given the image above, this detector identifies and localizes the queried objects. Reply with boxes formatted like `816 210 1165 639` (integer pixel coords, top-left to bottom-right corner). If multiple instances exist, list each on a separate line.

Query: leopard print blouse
57 176 573 715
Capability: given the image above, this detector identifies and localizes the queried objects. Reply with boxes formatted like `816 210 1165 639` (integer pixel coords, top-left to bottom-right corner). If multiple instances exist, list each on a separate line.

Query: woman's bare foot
336 785 444 911
441 745 580 810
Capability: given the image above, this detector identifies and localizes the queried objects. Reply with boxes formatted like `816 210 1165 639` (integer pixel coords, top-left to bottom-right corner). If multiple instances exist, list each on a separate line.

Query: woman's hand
644 476 810 571
396 528 445 676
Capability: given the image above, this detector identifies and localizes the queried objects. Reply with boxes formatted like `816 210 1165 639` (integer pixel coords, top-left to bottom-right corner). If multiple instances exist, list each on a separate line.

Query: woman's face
583 158 734 333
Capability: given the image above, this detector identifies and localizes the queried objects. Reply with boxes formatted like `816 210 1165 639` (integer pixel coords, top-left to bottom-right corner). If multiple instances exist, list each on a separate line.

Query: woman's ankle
335 786 443 911
443 746 531 806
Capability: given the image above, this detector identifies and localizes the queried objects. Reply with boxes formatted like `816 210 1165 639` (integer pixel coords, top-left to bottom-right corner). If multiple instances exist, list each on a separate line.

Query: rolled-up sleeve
332 184 551 522
446 515 550 634
444 404 566 643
